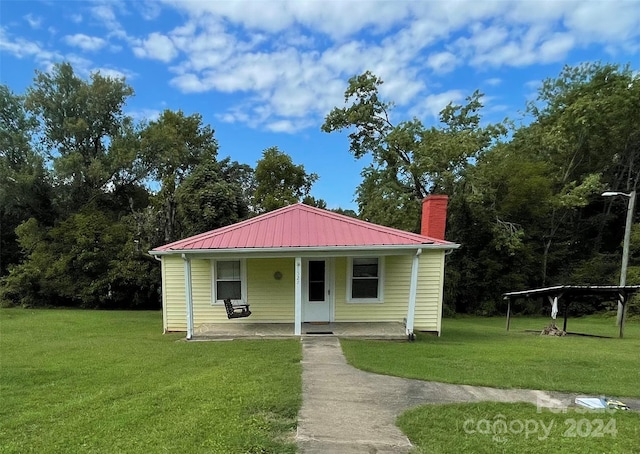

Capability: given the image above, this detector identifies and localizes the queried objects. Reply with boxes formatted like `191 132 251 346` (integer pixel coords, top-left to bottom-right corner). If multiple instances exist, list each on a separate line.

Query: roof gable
152 203 455 252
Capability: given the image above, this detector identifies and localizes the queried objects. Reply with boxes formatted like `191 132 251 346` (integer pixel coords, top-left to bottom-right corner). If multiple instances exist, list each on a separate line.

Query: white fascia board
149 243 460 258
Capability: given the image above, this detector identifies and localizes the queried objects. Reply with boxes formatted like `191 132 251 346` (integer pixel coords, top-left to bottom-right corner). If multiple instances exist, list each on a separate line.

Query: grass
397 402 640 454
0 309 301 453
341 315 640 397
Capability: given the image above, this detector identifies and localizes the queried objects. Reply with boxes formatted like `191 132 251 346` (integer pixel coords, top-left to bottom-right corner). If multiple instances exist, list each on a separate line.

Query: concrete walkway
295 336 638 453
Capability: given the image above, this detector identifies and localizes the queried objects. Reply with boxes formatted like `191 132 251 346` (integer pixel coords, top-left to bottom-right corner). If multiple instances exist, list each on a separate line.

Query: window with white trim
347 257 383 302
213 260 246 303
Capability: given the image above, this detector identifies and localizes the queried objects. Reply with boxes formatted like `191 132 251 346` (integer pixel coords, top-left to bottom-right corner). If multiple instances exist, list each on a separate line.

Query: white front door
303 259 332 322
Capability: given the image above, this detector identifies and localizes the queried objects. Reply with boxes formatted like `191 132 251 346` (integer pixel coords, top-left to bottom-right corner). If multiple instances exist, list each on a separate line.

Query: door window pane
308 261 325 302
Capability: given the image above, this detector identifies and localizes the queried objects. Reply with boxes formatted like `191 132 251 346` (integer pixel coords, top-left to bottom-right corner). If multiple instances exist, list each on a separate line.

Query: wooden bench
223 298 251 319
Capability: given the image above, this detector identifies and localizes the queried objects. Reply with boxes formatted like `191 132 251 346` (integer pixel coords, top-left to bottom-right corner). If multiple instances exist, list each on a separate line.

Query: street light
602 190 637 326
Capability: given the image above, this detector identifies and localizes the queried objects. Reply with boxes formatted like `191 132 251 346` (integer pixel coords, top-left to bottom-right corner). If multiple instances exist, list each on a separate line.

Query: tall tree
322 71 505 230
139 109 218 242
519 63 638 283
0 85 54 274
175 158 251 237
24 63 135 212
253 146 318 212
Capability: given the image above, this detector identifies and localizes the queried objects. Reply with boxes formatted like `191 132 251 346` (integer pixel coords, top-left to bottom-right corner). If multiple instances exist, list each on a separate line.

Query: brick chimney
421 195 449 240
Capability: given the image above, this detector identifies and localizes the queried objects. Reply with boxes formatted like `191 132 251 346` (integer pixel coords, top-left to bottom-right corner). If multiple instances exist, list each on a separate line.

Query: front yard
2 310 638 453
341 315 640 397
0 309 301 453
342 316 640 453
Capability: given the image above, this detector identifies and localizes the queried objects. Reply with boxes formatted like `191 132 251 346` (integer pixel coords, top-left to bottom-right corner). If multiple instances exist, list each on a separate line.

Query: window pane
352 279 378 299
217 281 241 300
353 258 378 278
309 282 325 301
217 261 240 280
309 261 325 281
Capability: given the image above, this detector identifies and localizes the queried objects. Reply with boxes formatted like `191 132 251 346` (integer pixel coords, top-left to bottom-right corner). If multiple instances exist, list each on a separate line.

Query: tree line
1 61 638 314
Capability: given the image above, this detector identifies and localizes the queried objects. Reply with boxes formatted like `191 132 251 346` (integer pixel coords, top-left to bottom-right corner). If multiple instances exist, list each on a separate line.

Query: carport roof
152 203 458 252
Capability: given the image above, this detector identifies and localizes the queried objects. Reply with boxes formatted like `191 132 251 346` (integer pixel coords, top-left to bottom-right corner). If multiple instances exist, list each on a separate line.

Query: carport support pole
182 254 194 340
506 298 511 331
619 292 626 339
294 257 302 336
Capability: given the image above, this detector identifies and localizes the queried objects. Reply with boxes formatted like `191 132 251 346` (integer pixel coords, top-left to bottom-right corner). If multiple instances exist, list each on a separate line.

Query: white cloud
524 79 542 101
24 14 42 29
563 0 639 42
411 90 465 120
91 2 127 39
70 14 83 24
125 0 639 132
160 0 413 39
0 27 62 67
265 119 307 134
64 34 107 52
93 66 135 80
538 32 575 62
132 32 178 62
170 73 206 93
426 51 459 74
135 1 162 20
128 108 162 121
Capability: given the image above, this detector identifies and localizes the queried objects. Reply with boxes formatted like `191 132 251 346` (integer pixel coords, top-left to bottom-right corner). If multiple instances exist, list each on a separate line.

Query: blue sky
1 0 638 210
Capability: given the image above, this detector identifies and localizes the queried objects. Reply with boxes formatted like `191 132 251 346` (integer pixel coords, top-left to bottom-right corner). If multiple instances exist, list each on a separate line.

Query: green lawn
397 402 640 454
0 309 301 453
341 316 640 397
3 311 639 453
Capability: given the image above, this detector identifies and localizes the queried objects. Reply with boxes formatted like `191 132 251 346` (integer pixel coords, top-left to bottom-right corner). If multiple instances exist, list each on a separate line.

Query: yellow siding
162 252 445 333
333 253 444 332
162 257 296 331
246 258 295 322
413 251 445 333
191 259 217 325
162 256 187 331
334 256 406 322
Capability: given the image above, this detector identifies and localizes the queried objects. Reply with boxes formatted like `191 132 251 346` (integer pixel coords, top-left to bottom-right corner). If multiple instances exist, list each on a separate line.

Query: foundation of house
190 322 408 340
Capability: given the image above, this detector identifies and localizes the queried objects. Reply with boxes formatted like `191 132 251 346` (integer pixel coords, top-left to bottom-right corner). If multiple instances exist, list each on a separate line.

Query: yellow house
150 197 459 339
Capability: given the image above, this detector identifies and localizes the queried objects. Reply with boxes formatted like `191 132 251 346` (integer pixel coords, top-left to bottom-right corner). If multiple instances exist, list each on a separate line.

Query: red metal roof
152 203 455 252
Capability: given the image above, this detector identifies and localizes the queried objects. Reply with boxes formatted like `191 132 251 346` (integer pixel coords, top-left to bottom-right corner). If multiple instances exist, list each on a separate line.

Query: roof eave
149 242 461 256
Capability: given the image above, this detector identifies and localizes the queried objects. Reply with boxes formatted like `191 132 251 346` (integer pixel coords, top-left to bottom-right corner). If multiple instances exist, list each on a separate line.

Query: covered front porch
191 321 408 340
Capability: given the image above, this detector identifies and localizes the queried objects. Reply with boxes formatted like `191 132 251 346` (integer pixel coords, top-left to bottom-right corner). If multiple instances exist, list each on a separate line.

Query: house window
213 260 245 302
347 257 383 302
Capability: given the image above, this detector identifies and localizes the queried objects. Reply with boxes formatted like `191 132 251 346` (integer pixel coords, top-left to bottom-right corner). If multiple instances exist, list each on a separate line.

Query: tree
140 110 218 242
445 62 639 313
322 71 505 230
24 63 136 212
518 63 638 283
0 208 160 309
175 158 250 237
0 85 55 275
253 146 318 212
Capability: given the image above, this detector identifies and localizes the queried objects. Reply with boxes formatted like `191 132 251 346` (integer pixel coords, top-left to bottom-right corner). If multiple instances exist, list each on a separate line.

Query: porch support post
406 248 422 337
294 256 302 336
182 254 194 340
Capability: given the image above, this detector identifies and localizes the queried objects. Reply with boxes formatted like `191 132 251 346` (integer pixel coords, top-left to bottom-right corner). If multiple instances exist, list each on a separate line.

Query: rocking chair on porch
223 298 251 319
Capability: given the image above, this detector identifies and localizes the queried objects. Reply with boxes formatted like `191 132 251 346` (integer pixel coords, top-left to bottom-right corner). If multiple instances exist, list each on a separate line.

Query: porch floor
191 322 407 340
